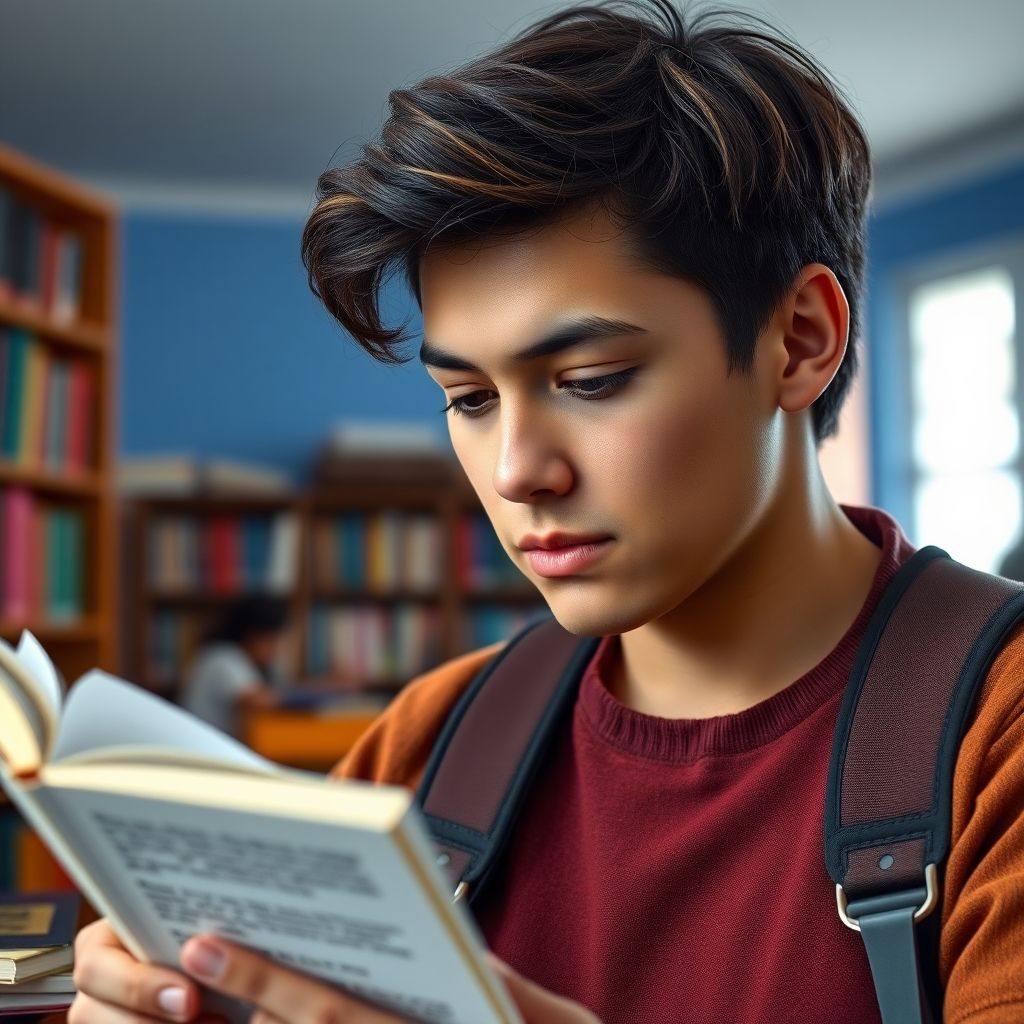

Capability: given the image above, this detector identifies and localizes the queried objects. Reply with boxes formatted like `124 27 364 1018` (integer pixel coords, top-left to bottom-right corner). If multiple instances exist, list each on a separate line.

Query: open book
0 632 522 1024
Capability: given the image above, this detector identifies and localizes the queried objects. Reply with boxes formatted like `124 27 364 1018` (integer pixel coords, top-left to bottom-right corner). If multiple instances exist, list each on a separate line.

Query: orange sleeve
942 622 1024 1023
328 641 505 791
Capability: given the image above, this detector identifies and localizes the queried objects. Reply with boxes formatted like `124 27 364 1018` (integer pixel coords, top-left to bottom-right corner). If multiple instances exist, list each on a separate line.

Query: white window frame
894 232 1024 567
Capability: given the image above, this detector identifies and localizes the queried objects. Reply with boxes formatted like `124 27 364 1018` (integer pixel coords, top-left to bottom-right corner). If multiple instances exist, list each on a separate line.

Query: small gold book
0 631 522 1024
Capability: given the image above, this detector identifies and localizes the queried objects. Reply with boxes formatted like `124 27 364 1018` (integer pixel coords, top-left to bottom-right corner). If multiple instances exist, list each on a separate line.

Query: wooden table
241 705 384 772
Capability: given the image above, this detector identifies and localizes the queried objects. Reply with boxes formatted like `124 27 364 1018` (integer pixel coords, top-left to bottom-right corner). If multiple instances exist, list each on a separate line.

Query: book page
51 671 283 773
14 631 64 720
0 646 46 771
32 785 520 1024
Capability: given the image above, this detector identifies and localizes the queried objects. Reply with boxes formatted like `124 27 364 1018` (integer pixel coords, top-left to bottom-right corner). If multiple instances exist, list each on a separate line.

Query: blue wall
120 214 447 483
866 160 1024 524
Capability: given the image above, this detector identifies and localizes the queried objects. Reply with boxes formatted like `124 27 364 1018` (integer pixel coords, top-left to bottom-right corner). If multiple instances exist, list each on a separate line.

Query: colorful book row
0 328 95 471
456 513 534 591
0 808 75 891
312 510 443 593
307 603 444 684
0 184 84 321
461 603 548 650
1 486 85 622
148 512 299 592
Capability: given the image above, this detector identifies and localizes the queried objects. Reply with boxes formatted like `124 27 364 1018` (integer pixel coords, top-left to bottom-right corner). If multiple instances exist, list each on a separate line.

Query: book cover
0 891 78 950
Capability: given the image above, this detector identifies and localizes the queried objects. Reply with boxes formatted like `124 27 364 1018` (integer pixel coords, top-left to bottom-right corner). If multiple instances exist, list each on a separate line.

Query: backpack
414 545 1024 1024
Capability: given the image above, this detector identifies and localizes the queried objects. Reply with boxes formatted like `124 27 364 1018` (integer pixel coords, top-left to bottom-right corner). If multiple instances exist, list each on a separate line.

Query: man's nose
491 405 574 502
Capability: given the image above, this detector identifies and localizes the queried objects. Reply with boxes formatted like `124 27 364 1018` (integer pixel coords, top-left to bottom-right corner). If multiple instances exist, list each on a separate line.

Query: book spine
53 231 83 324
39 220 59 313
0 328 9 457
265 513 298 592
27 494 46 621
66 360 92 474
0 184 12 300
1 330 28 460
2 486 33 620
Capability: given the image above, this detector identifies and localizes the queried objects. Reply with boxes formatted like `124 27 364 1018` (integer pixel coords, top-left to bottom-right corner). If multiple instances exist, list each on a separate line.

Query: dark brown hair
301 0 871 441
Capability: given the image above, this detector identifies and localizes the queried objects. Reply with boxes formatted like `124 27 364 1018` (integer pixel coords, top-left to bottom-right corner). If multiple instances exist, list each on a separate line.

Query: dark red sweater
469 505 911 1022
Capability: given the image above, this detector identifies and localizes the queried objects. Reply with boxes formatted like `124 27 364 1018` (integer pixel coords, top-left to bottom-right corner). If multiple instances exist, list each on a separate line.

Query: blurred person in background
179 593 291 738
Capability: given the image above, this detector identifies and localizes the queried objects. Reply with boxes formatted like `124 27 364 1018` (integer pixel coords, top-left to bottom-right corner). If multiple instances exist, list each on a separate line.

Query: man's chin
542 594 653 639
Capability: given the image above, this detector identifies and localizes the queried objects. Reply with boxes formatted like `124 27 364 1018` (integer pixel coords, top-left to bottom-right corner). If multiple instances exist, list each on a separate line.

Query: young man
71 1 1024 1021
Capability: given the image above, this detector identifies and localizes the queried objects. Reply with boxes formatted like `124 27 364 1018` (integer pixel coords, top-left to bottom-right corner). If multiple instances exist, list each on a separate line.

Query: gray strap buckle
835 863 939 931
835 864 940 1024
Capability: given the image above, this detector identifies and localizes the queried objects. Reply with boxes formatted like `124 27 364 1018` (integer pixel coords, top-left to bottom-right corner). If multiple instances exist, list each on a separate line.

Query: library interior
1 0 1023 1019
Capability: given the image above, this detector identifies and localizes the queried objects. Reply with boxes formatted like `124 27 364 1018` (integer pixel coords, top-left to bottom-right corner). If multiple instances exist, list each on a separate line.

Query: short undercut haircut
301 0 872 442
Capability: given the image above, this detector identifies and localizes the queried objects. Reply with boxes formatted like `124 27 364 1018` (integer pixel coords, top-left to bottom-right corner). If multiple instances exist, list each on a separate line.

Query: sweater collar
577 504 915 761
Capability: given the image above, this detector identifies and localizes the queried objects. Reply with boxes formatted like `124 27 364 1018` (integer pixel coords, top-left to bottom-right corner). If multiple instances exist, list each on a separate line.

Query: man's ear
774 263 850 414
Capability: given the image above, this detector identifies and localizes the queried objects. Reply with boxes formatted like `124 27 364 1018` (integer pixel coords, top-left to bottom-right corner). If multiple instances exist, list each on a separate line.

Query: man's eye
439 367 638 419
561 368 638 396
436 389 495 417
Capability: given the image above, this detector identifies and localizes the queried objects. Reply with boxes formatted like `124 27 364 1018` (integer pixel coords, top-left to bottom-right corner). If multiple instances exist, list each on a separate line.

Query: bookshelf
0 145 118 892
125 456 548 699
122 494 303 694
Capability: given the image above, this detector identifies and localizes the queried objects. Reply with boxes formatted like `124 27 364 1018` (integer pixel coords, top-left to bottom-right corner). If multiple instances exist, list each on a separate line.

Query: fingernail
156 986 187 1016
182 939 226 980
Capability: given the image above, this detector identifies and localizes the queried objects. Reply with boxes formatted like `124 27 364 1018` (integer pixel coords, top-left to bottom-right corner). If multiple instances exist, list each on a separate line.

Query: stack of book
0 891 78 1016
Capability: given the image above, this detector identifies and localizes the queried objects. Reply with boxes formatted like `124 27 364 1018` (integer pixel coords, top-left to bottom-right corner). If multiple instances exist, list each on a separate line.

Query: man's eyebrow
418 315 648 371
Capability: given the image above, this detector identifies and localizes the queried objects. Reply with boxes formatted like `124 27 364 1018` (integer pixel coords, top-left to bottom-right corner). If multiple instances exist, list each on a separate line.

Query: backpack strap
414 612 601 907
825 545 1024 1024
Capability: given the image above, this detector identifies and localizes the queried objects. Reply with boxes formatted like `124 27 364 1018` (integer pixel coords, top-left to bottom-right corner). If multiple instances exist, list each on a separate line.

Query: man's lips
516 532 613 551
522 538 615 577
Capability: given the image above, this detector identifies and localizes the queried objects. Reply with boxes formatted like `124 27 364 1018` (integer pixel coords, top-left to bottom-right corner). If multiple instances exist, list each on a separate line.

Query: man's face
419 203 788 637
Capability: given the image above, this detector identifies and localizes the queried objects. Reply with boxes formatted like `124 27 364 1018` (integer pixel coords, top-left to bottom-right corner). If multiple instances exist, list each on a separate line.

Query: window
905 257 1022 572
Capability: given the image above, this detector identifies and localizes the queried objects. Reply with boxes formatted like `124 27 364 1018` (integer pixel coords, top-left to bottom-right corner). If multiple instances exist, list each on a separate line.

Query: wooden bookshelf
0 144 118 678
0 145 118 892
304 455 546 692
121 493 304 694
123 456 548 700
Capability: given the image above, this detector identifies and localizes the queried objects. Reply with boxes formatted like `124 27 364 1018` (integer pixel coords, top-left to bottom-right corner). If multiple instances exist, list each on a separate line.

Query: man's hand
71 918 206 1022
179 933 602 1023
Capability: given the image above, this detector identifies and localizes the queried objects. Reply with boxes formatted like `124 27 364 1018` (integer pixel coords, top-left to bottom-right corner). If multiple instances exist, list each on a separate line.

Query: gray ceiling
2 0 1024 204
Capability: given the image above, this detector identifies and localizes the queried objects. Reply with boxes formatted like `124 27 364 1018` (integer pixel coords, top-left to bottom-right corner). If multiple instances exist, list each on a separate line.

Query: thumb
485 954 601 1023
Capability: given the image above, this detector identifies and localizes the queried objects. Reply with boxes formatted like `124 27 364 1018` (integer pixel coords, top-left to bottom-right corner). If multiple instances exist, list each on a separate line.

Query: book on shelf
147 509 298 594
0 184 84 322
0 487 84 624
0 328 95 473
0 631 522 1024
313 510 442 593
307 603 443 685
